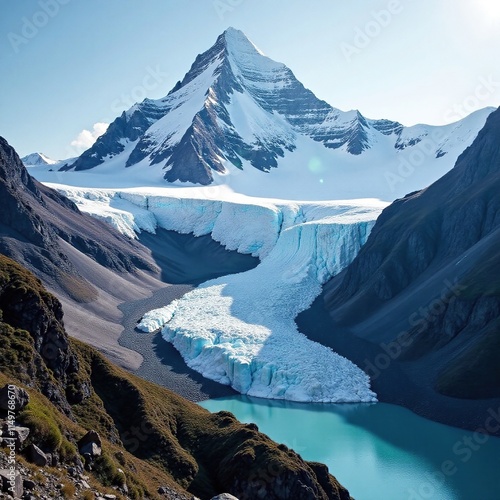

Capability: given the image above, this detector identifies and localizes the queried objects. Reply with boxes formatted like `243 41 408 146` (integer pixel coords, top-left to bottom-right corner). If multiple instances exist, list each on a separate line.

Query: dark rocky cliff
0 136 157 300
299 107 500 431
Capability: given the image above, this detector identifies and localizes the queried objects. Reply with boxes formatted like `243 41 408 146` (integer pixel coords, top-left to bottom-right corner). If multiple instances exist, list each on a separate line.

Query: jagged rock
0 385 29 411
304 106 500 432
0 469 23 498
78 430 102 465
78 430 102 450
79 480 90 489
26 444 47 466
44 452 58 468
211 494 240 500
72 456 84 475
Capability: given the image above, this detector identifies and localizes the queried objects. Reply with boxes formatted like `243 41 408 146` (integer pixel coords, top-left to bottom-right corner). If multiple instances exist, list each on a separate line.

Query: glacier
44 184 384 402
132 197 385 403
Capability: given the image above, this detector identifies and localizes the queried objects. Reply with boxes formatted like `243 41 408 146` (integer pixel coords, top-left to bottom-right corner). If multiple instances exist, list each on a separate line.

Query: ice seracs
49 184 383 401
137 199 384 403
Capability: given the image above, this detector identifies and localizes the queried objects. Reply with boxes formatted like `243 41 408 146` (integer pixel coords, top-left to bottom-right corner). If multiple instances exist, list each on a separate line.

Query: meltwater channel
199 396 500 500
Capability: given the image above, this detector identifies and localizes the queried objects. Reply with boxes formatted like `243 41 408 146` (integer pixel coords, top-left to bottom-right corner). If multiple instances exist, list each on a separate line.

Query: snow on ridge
140 207 380 403
22 152 58 166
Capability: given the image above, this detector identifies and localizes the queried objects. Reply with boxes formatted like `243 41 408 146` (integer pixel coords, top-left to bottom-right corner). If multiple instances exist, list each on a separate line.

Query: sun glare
472 0 500 21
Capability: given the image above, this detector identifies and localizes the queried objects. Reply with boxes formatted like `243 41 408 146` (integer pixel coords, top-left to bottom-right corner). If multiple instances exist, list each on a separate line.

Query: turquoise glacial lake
199 396 500 500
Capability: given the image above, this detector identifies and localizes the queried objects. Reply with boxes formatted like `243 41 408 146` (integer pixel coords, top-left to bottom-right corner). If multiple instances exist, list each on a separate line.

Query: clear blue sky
0 0 499 159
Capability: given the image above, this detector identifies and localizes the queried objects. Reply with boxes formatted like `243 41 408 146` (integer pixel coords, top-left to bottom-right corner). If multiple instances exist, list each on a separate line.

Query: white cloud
70 122 109 152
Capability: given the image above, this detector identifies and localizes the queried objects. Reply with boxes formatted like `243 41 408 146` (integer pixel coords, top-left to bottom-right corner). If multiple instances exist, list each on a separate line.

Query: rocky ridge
299 106 500 430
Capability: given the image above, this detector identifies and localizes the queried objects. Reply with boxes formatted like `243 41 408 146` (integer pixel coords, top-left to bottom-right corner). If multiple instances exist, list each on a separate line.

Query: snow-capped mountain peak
61 28 495 201
223 27 264 55
22 152 58 166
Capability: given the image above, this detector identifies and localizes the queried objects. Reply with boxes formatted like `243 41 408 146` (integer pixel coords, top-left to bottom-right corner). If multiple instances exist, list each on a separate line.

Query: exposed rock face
227 460 351 500
62 99 168 172
26 444 48 466
0 468 23 498
78 430 102 461
1 424 30 447
0 136 157 299
0 255 82 413
302 107 500 430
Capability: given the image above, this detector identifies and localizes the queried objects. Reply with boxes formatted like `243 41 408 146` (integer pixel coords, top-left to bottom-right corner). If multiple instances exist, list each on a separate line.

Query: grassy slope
0 254 350 500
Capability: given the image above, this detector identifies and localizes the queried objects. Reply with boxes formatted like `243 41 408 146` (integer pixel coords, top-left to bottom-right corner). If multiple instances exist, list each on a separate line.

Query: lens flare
308 157 325 174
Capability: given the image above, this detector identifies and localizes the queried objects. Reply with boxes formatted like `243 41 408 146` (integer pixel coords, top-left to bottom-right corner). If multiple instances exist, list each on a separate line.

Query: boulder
80 441 101 457
0 469 23 498
78 430 102 464
73 456 85 474
23 478 36 490
2 424 30 448
0 385 29 411
210 495 240 500
78 430 102 450
26 443 48 466
79 480 91 489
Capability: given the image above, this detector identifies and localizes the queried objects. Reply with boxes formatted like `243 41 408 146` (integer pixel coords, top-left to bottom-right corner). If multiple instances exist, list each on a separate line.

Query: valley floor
118 284 237 401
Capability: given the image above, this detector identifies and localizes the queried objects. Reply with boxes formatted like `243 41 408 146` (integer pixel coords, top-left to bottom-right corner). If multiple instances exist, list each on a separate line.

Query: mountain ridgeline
62 28 492 199
299 107 500 431
0 136 157 301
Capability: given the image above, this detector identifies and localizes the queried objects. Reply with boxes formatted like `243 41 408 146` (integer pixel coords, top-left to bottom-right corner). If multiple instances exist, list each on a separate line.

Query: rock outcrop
0 385 29 411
